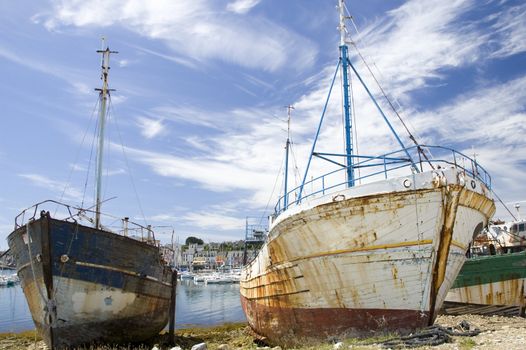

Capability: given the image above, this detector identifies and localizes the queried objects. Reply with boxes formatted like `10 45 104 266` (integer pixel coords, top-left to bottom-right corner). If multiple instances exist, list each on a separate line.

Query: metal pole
339 0 354 187
340 44 354 187
283 105 294 209
94 42 117 229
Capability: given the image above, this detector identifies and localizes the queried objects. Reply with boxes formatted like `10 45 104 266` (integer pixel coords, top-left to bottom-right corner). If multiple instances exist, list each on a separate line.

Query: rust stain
392 265 398 280
428 185 461 323
242 178 496 343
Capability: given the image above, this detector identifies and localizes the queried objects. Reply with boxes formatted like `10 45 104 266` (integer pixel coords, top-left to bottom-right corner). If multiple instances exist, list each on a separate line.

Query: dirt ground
1 315 525 350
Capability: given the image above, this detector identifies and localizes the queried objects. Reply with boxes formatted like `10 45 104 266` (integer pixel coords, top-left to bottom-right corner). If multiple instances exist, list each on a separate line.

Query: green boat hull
446 252 526 307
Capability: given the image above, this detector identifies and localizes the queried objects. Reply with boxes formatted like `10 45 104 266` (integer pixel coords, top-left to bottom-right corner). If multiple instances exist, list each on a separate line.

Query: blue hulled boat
7 46 174 349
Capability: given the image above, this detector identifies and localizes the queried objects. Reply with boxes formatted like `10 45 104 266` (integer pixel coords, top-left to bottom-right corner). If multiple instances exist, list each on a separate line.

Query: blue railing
274 145 491 215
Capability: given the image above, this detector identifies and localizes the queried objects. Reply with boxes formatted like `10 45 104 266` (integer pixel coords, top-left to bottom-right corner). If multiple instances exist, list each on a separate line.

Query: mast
339 0 354 187
283 105 294 209
94 41 117 229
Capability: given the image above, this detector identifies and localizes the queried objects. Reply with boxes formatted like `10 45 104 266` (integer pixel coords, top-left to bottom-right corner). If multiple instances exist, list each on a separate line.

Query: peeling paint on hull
241 296 431 342
446 252 526 308
8 213 173 349
240 169 495 345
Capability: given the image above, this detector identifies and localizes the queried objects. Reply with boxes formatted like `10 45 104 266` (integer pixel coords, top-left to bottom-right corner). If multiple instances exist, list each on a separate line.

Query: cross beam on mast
94 39 118 230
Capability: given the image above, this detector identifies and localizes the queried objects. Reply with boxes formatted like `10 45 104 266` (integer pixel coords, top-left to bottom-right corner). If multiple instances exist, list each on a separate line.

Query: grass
458 337 476 350
0 324 480 350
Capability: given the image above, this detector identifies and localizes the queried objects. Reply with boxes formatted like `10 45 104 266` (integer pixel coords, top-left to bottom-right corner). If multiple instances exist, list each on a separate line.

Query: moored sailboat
240 0 495 345
7 46 174 349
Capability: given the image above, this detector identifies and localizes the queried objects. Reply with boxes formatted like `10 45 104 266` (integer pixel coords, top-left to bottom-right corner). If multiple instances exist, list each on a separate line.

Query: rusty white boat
7 45 175 349
240 0 495 345
444 216 526 316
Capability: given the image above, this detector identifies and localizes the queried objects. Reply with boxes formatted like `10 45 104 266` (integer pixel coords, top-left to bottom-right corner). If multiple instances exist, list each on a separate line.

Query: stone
271 347 282 350
333 342 344 350
191 343 208 350
217 344 230 350
170 347 183 350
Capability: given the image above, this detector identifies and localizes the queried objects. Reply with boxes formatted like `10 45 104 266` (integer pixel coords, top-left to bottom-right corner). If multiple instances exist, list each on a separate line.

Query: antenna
515 203 521 221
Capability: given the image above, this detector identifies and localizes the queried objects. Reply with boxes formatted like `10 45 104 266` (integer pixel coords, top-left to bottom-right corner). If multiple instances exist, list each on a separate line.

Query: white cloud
182 211 244 231
41 0 317 72
18 174 84 201
226 0 261 14
488 2 526 58
136 116 167 139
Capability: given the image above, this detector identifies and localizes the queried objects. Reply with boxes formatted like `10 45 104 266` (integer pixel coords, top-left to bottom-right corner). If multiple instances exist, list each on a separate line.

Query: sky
0 0 525 250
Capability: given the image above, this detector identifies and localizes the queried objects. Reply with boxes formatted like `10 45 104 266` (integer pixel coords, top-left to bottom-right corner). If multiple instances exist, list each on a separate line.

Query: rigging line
350 39 432 164
343 5 434 168
108 95 148 227
491 227 525 242
349 67 361 184
491 189 518 221
258 149 286 227
55 99 100 216
102 100 115 209
289 142 302 186
82 102 100 209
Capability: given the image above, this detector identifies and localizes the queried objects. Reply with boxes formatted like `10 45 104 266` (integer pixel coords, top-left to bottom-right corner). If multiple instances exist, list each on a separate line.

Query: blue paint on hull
8 212 173 349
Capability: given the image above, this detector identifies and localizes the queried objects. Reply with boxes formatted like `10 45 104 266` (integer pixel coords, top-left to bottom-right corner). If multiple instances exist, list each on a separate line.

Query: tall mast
283 105 294 209
94 40 117 229
339 0 354 187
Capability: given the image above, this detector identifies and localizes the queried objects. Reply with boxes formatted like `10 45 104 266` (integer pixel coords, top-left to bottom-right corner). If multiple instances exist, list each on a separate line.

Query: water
0 275 245 333
0 270 32 333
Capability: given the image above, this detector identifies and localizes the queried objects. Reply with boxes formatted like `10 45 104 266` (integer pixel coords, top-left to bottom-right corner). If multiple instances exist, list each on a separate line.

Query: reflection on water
176 279 245 328
0 270 33 333
0 273 245 333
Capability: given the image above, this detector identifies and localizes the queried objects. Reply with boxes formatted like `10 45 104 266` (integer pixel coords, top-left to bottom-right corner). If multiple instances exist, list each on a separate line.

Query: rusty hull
240 170 495 345
446 252 526 310
8 212 173 349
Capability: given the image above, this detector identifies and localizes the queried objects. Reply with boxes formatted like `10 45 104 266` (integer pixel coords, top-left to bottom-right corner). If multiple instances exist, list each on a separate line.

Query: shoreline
1 315 526 349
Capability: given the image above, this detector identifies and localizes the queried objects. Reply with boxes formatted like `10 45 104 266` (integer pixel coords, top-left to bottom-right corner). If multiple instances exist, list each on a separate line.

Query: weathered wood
169 269 178 344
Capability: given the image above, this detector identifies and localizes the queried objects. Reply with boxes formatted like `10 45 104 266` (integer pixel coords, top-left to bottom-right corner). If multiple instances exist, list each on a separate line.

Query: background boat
444 216 526 317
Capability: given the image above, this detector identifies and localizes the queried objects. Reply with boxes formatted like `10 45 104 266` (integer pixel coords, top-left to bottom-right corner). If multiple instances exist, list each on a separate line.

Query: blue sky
1 0 525 250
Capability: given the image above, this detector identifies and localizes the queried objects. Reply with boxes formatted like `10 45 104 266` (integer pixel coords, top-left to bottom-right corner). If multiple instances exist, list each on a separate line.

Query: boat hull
8 212 173 349
445 252 526 309
240 169 495 345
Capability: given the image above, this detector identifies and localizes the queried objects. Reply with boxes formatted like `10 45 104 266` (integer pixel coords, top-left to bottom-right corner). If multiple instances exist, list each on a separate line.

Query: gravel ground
426 314 526 350
1 315 525 350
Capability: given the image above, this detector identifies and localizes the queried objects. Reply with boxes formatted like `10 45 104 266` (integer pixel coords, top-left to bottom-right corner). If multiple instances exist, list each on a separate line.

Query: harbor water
0 271 245 333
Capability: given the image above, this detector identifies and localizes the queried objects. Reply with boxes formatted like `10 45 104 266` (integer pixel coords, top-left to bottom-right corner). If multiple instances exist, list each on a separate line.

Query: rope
56 98 100 214
258 150 285 226
491 189 518 221
82 103 100 209
378 321 481 349
289 142 302 188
